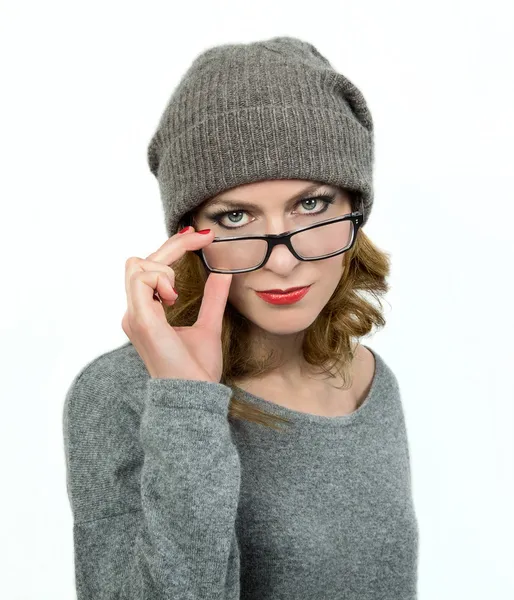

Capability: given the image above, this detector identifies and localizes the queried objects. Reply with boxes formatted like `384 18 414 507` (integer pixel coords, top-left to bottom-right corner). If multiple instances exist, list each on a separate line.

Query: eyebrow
203 183 334 212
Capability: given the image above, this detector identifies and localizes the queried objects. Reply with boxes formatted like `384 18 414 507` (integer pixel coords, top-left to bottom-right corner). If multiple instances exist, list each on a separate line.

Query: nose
259 216 301 273
263 240 301 275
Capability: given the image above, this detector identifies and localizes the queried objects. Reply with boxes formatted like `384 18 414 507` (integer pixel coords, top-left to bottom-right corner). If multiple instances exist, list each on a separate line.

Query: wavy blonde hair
164 189 391 431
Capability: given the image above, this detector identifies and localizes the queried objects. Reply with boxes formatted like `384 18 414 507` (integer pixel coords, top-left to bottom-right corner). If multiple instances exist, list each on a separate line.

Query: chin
260 323 314 336
237 303 320 336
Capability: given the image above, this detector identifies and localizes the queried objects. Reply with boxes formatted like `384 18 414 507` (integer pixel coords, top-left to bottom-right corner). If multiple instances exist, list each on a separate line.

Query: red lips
257 286 308 294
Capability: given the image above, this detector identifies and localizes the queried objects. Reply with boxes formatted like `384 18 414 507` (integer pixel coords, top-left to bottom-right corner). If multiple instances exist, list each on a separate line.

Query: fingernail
178 226 190 234
197 229 211 235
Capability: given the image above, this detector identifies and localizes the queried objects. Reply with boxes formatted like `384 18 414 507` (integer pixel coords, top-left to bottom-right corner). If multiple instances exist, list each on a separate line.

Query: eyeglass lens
202 218 354 272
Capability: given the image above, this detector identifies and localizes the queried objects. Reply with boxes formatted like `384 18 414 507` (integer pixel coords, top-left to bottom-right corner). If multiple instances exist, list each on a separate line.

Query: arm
63 370 241 600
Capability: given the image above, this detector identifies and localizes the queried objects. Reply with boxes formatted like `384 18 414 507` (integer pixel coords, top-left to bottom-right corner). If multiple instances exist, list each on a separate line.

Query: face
192 179 354 336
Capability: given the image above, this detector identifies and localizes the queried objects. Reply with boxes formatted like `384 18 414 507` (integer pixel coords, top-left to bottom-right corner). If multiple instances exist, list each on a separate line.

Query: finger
144 225 193 261
128 270 178 326
145 227 216 268
194 272 233 334
125 257 175 312
153 289 176 307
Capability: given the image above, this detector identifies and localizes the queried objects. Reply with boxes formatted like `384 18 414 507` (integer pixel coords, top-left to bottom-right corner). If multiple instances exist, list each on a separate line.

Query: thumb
195 272 233 333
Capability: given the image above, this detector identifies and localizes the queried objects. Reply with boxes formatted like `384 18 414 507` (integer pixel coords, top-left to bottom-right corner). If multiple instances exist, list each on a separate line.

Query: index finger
145 227 216 266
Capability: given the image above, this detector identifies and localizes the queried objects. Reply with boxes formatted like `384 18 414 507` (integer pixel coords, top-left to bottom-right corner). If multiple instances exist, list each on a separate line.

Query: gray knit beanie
147 36 374 239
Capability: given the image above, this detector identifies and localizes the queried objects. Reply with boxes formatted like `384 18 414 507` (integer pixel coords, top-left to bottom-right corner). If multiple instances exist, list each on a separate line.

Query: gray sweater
62 341 418 599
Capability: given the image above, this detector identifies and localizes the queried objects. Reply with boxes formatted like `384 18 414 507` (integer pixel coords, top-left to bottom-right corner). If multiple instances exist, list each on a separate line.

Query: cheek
321 255 346 279
227 273 248 303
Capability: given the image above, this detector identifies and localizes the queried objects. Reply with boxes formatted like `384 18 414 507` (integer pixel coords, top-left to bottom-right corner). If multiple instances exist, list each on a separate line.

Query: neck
246 326 323 385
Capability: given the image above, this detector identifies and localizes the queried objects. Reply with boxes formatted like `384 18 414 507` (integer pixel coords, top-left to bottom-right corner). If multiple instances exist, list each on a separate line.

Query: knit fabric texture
63 342 419 598
146 36 375 238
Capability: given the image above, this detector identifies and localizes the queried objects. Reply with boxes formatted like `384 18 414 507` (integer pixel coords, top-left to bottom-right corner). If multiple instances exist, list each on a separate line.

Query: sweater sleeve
62 369 242 600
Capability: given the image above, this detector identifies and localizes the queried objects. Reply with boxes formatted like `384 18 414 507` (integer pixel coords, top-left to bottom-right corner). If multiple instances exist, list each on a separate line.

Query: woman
63 36 419 599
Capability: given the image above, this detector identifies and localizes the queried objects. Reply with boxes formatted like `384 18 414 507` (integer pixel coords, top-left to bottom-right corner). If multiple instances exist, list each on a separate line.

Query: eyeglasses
190 198 365 274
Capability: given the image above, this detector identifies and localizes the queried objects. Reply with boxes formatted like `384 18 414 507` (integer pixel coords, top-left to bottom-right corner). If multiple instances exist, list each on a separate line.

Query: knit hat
147 36 374 239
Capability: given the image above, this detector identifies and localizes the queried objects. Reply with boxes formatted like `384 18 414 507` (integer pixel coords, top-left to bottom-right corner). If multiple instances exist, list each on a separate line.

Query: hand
121 226 233 382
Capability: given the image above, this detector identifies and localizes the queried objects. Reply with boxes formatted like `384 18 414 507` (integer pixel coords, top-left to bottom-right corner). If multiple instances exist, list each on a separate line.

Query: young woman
63 36 418 599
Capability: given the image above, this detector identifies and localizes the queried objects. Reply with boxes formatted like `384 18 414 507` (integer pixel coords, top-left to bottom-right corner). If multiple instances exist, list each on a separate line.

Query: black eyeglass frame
187 197 365 275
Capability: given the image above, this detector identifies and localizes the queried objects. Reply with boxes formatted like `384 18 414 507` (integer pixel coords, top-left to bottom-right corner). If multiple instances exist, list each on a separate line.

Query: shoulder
354 345 408 426
352 344 376 407
354 343 375 370
355 344 402 391
63 341 149 422
62 342 147 521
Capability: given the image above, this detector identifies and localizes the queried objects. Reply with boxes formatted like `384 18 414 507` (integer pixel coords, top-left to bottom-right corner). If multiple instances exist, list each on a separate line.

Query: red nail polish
197 229 211 234
178 226 190 234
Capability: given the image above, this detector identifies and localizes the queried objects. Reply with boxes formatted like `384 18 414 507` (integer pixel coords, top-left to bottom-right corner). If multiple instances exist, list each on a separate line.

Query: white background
1 1 513 598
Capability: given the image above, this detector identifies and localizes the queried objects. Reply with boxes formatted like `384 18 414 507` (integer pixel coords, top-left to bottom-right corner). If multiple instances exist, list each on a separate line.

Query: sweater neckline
231 345 383 428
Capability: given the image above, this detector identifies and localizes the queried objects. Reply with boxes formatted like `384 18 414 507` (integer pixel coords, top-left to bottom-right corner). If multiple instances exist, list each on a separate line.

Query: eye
205 193 337 230
225 211 246 224
293 194 336 216
297 197 325 212
211 210 249 227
